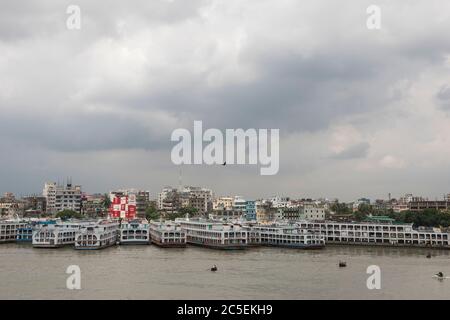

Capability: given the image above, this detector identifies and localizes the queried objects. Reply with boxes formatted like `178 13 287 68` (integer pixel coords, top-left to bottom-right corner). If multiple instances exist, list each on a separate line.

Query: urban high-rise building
43 181 82 215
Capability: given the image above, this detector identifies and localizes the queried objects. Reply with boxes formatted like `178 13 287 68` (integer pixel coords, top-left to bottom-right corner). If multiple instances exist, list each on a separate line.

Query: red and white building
109 194 137 219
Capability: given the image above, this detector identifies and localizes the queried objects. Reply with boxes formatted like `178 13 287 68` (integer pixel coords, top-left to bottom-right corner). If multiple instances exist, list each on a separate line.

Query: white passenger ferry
32 221 90 248
119 219 150 245
297 219 450 248
75 220 119 250
149 221 186 248
246 223 325 249
1 220 27 243
176 218 248 250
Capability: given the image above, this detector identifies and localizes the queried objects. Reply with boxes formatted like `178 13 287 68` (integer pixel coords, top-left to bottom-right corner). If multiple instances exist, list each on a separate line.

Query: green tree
56 209 83 220
102 193 111 208
384 209 450 228
145 205 160 221
179 206 199 217
330 202 351 215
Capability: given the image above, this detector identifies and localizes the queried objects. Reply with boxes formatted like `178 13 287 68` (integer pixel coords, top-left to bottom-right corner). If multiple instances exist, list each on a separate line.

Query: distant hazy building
183 186 213 214
81 194 106 217
245 200 256 220
213 197 234 210
210 209 244 221
159 186 212 215
256 202 277 222
267 196 290 208
158 187 178 210
408 201 450 212
276 204 325 221
233 196 247 211
0 193 25 217
22 195 47 217
299 204 325 220
43 182 82 215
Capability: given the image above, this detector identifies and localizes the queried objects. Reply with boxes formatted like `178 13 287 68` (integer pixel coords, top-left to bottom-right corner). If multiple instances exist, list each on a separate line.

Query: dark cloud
1 0 450 199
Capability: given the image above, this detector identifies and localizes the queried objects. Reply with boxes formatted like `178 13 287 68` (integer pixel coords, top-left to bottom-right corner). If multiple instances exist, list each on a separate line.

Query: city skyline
2 179 450 203
2 1 450 201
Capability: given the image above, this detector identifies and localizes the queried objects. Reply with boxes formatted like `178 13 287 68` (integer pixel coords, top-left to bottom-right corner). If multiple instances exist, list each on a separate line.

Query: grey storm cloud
1 0 450 199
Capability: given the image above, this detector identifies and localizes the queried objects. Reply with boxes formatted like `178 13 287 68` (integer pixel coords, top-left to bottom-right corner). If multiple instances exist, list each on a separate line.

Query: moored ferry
119 219 150 245
297 219 450 248
32 221 90 248
176 218 248 250
149 221 186 248
17 220 57 243
75 219 119 250
16 224 33 242
246 223 325 249
1 220 27 243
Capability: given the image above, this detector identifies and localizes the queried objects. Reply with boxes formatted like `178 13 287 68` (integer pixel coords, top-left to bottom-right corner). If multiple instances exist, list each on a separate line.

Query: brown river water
0 243 449 299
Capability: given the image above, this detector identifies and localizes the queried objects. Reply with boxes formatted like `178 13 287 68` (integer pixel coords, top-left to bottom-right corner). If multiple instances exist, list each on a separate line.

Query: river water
0 243 449 299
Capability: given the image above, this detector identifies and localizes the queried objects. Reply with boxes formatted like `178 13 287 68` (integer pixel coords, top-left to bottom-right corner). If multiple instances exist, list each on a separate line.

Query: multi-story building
300 204 325 220
267 196 290 208
159 186 212 215
183 186 213 214
110 189 150 218
233 196 247 211
408 201 450 212
81 194 107 217
245 200 256 220
158 187 178 210
213 197 233 210
43 182 82 215
210 209 244 220
277 207 301 221
373 199 393 212
0 193 25 217
277 204 325 221
256 202 277 222
22 195 47 217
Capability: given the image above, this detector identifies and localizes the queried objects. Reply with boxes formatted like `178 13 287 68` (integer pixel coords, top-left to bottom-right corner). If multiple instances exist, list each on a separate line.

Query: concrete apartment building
43 182 82 215
277 204 326 221
158 186 213 214
213 197 234 210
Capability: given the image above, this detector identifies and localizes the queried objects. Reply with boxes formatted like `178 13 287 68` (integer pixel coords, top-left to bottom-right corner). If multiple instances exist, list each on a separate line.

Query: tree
330 202 351 215
56 209 83 220
384 209 450 228
102 193 111 209
145 205 160 221
358 203 373 215
179 206 199 217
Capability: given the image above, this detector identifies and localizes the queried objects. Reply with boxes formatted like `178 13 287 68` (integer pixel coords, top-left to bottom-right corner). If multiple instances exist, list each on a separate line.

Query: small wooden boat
211 265 218 272
339 261 347 268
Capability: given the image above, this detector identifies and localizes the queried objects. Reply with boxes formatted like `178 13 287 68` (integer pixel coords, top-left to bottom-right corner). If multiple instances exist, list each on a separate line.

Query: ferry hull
151 239 186 248
187 240 247 250
75 243 116 250
32 244 69 248
119 240 150 245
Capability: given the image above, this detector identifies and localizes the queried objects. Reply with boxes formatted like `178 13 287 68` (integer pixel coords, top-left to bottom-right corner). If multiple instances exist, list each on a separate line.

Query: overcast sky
1 0 450 201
